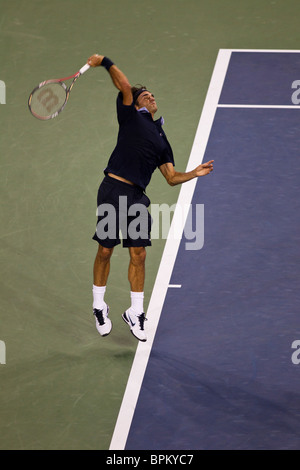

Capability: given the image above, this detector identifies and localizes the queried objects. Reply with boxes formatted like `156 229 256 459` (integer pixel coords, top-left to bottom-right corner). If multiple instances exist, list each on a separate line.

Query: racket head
28 80 69 120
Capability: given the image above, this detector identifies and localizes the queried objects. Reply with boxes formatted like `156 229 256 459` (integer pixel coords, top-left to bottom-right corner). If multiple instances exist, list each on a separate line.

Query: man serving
88 54 214 342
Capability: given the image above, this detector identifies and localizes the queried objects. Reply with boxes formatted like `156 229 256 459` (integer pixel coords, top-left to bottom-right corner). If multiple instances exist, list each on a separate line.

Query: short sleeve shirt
104 93 175 190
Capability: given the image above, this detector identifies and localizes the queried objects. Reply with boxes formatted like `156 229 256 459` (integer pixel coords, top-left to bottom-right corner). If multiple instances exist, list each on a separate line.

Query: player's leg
93 244 114 287
122 246 147 342
92 176 121 337
128 246 146 293
92 244 114 337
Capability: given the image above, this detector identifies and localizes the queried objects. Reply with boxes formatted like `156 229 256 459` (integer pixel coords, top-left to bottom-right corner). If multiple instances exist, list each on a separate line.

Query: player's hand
87 54 104 67
194 160 214 177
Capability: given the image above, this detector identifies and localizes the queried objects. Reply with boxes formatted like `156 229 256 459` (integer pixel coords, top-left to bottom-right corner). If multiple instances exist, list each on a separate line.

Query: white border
109 48 231 450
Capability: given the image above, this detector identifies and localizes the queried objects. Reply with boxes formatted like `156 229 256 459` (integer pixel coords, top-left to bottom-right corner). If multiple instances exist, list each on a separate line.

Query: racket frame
28 64 90 120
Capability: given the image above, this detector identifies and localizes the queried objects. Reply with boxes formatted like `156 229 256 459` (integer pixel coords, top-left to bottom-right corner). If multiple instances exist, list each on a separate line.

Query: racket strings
29 82 67 118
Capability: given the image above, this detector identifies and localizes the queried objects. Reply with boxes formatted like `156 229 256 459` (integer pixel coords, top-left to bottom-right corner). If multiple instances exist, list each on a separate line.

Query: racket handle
79 63 90 75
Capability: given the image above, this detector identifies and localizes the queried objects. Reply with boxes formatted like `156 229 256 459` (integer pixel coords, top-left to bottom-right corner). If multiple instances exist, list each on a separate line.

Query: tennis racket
28 63 90 120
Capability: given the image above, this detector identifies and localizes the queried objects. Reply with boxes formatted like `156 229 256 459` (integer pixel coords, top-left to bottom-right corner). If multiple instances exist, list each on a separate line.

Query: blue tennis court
110 50 300 450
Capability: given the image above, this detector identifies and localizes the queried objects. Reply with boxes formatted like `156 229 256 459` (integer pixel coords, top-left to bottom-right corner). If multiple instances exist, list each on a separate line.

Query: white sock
93 285 106 310
130 291 144 316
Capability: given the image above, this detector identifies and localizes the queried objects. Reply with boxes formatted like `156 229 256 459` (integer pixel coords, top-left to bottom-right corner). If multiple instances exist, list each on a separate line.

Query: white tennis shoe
93 305 112 337
122 309 147 342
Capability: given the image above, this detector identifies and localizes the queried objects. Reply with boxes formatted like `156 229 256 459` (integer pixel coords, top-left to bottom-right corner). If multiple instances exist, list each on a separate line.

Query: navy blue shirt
104 92 175 190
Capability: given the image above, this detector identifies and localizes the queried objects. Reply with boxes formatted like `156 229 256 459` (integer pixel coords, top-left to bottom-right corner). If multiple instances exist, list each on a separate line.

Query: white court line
221 48 300 53
218 105 300 109
168 284 182 288
109 48 232 451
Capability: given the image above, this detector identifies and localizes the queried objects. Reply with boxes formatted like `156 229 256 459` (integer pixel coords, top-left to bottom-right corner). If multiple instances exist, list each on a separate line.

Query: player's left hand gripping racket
28 63 90 120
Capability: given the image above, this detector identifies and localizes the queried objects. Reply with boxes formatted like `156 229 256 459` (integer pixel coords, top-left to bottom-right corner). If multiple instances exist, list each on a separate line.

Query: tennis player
87 54 214 342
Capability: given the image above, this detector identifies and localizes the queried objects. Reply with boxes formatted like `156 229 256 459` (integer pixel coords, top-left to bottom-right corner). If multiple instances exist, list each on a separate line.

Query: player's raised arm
87 54 132 105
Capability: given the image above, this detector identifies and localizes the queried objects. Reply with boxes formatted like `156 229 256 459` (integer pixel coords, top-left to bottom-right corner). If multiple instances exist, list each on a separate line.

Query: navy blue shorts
92 176 152 248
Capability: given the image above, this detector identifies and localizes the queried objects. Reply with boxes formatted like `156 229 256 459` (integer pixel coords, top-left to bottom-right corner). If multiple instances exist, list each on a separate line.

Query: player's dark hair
132 84 148 104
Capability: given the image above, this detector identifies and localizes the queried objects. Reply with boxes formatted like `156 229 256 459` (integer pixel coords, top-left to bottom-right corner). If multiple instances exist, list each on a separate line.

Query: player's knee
97 245 113 263
130 247 146 266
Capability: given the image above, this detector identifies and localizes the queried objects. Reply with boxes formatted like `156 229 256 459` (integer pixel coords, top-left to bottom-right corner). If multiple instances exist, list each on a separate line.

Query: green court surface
0 0 298 450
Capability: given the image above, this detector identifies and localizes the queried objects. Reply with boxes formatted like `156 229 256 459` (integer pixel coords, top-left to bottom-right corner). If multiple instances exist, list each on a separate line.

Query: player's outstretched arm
87 54 132 105
159 160 214 186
